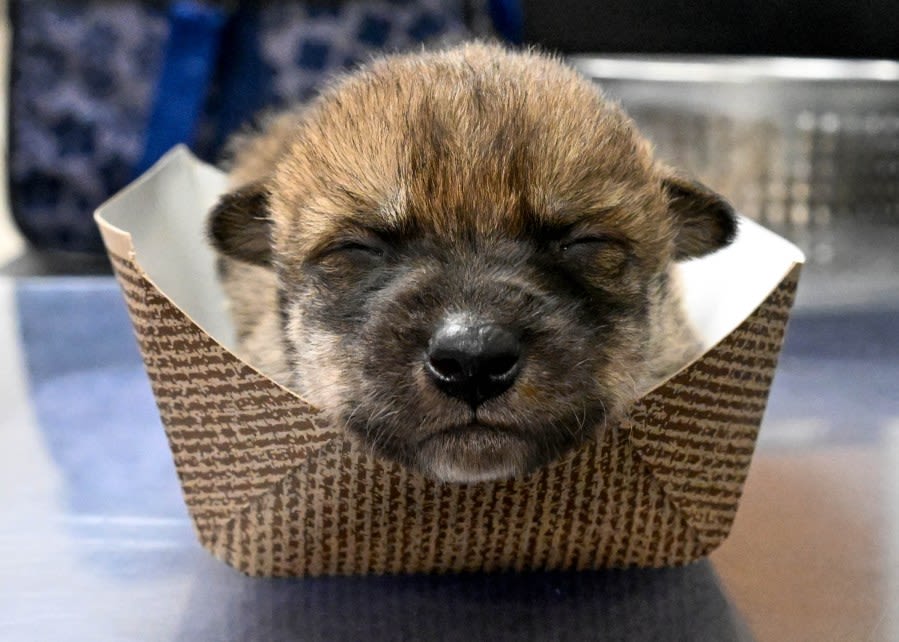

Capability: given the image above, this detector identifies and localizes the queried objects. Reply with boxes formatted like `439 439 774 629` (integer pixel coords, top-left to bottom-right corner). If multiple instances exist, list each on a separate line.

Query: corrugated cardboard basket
95 146 804 577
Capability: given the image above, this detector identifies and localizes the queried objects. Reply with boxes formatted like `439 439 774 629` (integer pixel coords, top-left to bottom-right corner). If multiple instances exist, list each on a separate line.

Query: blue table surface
1 275 896 641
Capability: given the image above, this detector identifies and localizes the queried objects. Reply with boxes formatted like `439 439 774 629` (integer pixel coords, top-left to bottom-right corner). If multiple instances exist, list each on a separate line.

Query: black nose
426 320 521 406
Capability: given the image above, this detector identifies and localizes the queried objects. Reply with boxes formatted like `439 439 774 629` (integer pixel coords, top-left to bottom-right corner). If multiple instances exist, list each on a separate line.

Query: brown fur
209 43 736 483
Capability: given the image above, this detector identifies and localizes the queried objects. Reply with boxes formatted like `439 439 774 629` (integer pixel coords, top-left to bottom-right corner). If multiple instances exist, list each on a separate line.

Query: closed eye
558 232 632 256
554 233 633 277
559 236 614 253
307 238 390 266
330 241 385 257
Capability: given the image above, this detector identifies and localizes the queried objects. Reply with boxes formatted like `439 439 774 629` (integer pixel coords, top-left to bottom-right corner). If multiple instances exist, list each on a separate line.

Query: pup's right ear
207 181 272 267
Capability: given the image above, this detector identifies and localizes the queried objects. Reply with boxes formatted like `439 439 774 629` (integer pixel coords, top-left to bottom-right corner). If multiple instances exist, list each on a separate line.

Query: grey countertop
1 231 897 640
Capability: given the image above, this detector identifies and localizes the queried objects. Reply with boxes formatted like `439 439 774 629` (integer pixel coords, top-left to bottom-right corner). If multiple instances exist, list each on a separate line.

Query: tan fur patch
210 42 735 482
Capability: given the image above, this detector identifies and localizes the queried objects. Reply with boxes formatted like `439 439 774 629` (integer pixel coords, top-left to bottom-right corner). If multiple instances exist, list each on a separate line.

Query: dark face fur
209 44 736 482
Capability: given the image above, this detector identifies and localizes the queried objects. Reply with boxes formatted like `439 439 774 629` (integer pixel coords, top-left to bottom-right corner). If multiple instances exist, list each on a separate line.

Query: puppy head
209 43 736 483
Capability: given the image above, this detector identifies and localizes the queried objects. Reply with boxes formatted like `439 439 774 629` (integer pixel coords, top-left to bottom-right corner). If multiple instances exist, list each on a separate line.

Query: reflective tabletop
1 241 897 641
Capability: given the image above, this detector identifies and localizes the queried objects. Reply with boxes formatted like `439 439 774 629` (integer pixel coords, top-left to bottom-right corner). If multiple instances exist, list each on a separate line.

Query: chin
413 425 539 483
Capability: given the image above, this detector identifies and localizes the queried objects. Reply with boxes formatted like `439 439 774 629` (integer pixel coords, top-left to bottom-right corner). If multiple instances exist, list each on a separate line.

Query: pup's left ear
207 180 272 267
662 174 738 260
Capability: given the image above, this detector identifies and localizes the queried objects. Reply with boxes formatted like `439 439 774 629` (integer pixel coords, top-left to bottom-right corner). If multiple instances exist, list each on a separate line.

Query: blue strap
488 0 523 44
135 2 228 175
210 5 267 154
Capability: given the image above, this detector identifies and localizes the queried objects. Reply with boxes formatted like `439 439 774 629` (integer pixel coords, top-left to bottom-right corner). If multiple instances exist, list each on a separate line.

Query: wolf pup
208 43 737 483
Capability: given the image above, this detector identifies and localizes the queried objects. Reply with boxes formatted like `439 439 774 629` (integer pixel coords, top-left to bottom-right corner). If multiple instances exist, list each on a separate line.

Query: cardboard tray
95 146 804 576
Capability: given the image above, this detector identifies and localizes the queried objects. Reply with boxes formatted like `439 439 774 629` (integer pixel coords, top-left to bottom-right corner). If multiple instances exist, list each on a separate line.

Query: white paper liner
96 145 804 363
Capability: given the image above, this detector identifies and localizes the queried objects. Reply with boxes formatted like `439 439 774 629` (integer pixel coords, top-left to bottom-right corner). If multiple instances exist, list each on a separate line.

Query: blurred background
2 0 898 300
1 2 897 641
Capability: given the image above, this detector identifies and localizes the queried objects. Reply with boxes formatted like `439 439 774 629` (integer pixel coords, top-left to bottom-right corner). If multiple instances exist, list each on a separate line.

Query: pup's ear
662 174 738 260
207 181 272 267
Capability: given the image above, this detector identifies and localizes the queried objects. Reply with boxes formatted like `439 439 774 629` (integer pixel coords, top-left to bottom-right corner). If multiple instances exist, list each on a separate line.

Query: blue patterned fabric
9 2 168 252
8 0 481 253
135 2 228 176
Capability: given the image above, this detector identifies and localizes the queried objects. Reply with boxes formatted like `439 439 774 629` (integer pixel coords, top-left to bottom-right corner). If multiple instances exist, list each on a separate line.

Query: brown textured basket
95 147 802 576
